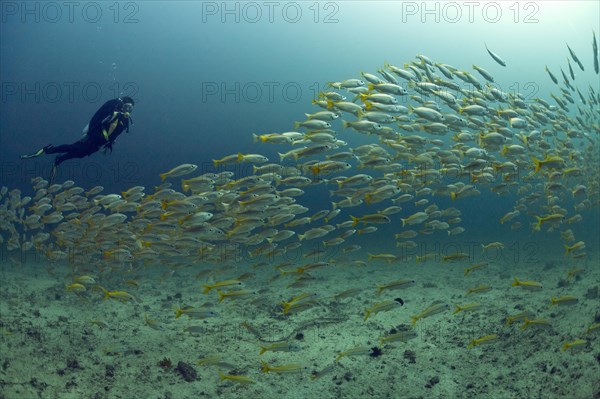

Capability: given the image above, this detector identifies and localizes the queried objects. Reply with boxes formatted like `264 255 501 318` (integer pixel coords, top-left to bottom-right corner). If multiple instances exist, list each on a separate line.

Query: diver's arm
102 112 129 145
88 99 121 131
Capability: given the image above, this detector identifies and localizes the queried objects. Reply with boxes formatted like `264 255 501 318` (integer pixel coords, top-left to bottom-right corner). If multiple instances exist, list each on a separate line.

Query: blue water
1 2 597 179
2 1 599 251
0 2 598 255
1 3 600 398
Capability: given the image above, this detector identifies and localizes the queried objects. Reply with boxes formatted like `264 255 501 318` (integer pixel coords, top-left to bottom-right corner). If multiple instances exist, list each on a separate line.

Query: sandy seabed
0 237 598 399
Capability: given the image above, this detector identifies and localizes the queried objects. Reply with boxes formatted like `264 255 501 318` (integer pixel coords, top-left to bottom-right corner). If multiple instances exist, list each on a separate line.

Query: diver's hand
103 142 113 154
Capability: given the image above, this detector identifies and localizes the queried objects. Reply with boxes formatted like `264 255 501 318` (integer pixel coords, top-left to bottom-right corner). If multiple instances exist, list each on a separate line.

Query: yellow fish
443 252 469 262
464 262 487 276
202 279 243 294
585 323 600 334
281 292 318 314
564 241 585 255
453 303 480 314
467 334 499 348
96 286 136 302
531 155 565 173
511 277 542 290
520 318 551 330
561 339 586 351
217 289 254 303
410 301 449 325
350 214 391 227
466 285 492 295
159 163 198 181
73 275 96 285
219 372 255 384
550 296 578 306
364 299 403 321
533 214 565 231
65 283 86 293
260 361 308 374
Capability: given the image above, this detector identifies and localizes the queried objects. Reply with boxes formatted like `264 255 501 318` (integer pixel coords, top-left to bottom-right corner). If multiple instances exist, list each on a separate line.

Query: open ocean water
1 2 599 398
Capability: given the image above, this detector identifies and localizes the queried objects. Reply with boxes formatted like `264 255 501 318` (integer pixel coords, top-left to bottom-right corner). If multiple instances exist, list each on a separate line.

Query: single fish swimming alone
484 43 506 66
593 30 599 74
567 58 575 80
545 65 558 84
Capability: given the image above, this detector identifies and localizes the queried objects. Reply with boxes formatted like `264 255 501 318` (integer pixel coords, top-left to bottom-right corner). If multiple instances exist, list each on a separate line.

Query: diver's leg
50 153 76 183
20 144 54 159
45 142 89 154
50 141 96 161
48 142 98 183
51 149 84 170
23 140 88 159
49 155 68 184
49 164 58 184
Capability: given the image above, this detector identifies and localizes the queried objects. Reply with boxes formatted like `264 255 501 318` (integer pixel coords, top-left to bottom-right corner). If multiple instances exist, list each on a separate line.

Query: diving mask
122 102 134 113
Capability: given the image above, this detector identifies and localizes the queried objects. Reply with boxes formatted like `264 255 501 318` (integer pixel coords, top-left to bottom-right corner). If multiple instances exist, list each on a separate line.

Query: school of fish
1 37 599 381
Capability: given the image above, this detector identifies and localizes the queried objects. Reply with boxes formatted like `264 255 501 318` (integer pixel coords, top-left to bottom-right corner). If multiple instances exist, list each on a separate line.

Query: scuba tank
81 123 89 137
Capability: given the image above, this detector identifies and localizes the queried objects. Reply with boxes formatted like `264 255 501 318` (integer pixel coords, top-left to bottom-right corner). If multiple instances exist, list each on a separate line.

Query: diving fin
20 144 52 159
49 165 58 184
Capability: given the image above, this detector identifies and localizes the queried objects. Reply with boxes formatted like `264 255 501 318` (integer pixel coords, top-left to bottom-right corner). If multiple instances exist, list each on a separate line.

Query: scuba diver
21 96 135 182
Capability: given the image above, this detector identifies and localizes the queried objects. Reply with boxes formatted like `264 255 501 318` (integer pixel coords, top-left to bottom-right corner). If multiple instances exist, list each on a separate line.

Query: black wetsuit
46 99 131 167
